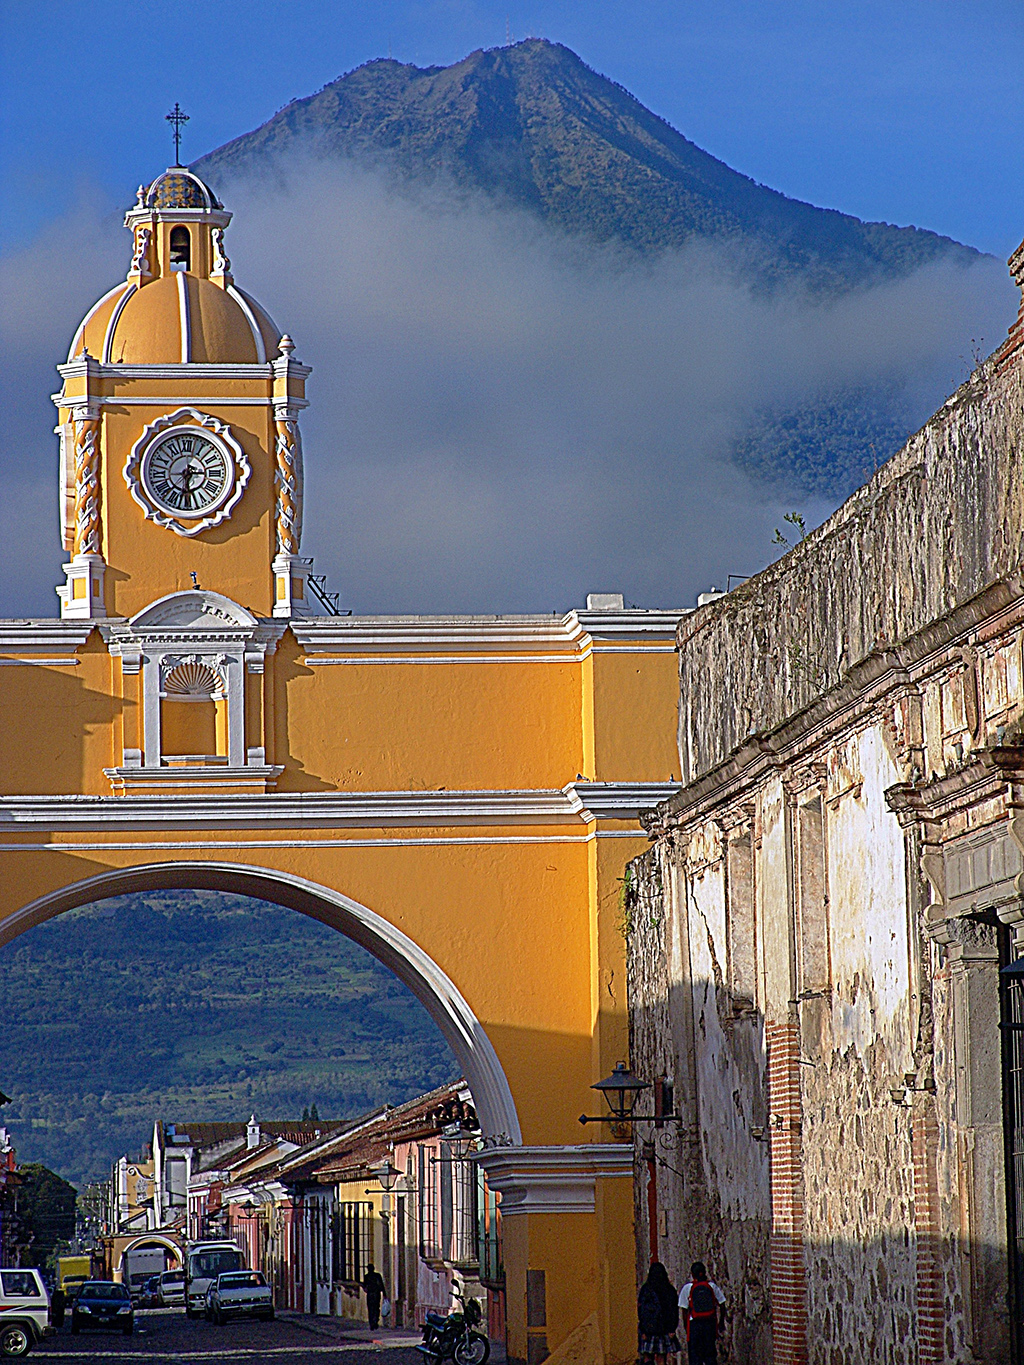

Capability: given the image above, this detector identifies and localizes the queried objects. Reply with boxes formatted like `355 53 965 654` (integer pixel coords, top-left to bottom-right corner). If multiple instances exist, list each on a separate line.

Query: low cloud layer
0 163 1014 616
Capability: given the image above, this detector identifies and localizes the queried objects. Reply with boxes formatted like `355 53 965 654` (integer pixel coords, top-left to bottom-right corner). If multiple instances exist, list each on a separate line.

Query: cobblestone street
30 1308 437 1365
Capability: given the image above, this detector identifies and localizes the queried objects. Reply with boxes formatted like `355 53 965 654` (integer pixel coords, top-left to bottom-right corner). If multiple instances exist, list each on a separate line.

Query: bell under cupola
125 167 233 286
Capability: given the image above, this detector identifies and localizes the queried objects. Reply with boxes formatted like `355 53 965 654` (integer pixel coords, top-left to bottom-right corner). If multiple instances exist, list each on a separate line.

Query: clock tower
55 166 310 621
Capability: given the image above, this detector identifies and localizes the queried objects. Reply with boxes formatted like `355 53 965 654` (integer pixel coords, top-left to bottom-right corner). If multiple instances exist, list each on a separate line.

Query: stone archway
0 860 522 1144
119 1234 182 1268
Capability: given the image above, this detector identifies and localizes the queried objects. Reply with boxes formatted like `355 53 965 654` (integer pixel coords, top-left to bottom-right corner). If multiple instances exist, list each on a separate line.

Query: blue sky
0 0 1020 616
2 0 1023 256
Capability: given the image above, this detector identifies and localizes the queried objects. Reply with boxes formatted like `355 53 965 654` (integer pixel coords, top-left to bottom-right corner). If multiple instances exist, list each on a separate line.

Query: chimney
585 593 624 610
246 1115 260 1150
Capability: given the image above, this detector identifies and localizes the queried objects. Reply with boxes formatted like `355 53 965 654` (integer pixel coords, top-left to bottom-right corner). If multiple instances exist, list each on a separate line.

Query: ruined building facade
627 237 1024 1365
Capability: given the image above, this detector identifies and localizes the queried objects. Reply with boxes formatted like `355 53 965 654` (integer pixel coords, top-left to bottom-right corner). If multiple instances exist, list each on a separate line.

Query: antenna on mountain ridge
506 17 512 45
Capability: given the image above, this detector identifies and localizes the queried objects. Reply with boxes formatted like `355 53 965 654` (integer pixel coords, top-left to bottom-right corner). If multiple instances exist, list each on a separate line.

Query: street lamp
579 1062 648 1125
440 1124 479 1159
372 1161 402 1193
578 1062 683 1126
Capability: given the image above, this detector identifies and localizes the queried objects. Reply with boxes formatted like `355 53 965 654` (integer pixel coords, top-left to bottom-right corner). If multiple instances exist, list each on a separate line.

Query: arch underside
2 861 522 1146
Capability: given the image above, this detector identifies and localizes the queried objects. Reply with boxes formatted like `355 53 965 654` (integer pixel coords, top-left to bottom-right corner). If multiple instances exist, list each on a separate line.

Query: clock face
142 430 231 516
126 409 250 537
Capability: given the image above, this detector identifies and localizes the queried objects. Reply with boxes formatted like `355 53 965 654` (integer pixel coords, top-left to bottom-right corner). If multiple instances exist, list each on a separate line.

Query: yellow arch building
0 167 684 1365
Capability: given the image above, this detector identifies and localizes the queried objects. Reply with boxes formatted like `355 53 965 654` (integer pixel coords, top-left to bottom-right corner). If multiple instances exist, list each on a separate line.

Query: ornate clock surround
125 407 251 537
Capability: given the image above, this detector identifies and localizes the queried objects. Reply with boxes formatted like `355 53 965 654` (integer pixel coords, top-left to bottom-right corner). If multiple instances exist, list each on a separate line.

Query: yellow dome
67 173 284 365
69 275 280 365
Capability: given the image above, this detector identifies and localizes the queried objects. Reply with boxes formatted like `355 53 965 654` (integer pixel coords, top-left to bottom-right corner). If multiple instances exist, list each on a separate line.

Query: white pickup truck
0 1267 51 1357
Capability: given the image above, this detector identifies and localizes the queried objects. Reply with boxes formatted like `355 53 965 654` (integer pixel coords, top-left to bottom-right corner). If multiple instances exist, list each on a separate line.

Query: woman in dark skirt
637 1261 681 1364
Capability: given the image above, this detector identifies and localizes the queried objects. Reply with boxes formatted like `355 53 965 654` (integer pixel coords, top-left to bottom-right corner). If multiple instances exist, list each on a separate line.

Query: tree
14 1165 77 1270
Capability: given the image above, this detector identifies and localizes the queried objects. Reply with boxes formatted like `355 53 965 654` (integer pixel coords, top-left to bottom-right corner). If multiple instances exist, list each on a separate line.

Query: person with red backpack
678 1261 726 1365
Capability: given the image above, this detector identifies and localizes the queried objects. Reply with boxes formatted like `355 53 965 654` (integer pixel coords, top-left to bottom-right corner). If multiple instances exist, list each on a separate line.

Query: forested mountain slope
0 893 458 1186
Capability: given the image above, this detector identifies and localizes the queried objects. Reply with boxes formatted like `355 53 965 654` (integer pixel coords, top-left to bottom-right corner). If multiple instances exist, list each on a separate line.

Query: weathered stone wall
628 322 1024 1361
627 846 772 1364
800 1034 918 1362
678 357 1024 782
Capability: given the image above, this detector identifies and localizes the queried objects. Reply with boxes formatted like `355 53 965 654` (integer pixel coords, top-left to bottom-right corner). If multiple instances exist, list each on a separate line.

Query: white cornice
292 615 585 651
0 621 94 652
574 609 689 638
292 610 684 654
0 658 79 667
53 395 305 409
0 790 576 831
303 648 677 665
475 1144 633 1216
56 361 275 382
124 206 231 228
567 782 681 819
0 782 676 832
103 766 285 795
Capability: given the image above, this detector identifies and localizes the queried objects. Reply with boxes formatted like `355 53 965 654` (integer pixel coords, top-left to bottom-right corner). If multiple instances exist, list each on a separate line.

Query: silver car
205 1271 274 1324
156 1270 185 1308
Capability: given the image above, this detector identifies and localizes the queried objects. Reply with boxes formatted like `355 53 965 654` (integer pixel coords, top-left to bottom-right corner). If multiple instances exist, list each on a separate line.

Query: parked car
0 1267 51 1357
205 1271 274 1324
63 1279 87 1307
70 1282 134 1336
157 1269 186 1308
140 1275 161 1308
185 1240 246 1319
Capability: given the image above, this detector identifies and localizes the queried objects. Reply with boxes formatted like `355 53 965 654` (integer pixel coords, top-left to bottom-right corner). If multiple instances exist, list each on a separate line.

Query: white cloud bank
0 163 1015 616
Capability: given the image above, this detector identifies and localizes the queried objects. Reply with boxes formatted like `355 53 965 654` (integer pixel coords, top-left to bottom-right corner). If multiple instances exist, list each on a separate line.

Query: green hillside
194 38 980 290
0 893 458 1187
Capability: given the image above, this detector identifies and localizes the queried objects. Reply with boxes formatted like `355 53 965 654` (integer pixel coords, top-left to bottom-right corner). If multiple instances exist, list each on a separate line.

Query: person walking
637 1261 681 1365
361 1263 386 1329
678 1262 726 1365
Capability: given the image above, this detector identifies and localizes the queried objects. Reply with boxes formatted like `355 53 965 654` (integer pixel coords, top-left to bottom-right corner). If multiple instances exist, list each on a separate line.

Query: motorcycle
417 1290 490 1365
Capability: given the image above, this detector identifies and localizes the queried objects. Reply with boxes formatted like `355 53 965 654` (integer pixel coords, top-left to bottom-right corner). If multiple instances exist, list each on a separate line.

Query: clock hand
174 461 201 511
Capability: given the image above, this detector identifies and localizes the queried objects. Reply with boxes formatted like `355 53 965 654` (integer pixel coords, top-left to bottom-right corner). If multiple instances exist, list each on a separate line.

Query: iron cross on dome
166 103 189 165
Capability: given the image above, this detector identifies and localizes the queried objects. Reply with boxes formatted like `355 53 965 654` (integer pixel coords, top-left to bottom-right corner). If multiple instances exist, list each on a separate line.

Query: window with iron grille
311 1200 331 1282
450 1157 477 1265
419 1144 439 1260
333 1201 373 1283
418 1144 479 1266
477 1168 503 1287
